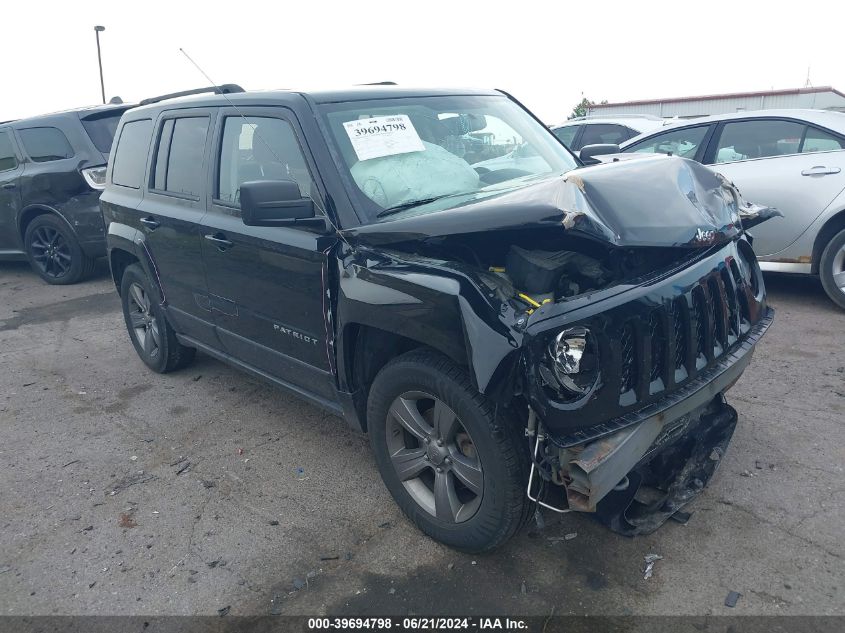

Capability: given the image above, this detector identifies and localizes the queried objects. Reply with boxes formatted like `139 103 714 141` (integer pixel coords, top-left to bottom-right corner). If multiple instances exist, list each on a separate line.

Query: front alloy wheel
368 349 529 552
386 391 483 523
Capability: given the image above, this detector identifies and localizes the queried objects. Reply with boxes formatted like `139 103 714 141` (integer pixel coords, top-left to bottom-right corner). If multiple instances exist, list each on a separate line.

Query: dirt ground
0 260 843 616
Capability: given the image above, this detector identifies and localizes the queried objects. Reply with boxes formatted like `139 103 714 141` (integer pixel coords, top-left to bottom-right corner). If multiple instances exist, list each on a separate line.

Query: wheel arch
109 247 141 295
812 208 845 274
18 204 73 242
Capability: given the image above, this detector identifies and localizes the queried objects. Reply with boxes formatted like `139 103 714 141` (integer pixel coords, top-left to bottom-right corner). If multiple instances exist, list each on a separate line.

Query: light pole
94 26 106 104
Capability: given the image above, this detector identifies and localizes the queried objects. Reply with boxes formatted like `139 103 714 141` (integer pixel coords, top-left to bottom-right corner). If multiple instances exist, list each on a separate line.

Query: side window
152 117 209 197
714 120 805 163
552 125 579 148
111 119 153 189
217 116 315 206
626 126 709 159
801 127 845 153
17 127 74 162
0 131 17 172
578 124 633 149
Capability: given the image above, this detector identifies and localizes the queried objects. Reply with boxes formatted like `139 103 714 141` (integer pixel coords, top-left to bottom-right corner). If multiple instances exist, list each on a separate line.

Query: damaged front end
346 156 774 535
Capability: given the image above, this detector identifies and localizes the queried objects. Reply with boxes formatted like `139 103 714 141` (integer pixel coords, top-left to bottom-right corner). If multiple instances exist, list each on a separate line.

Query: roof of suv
127 86 504 117
6 103 132 127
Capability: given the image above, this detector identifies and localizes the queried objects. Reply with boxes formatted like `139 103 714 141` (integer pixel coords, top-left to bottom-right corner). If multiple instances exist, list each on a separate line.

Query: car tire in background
367 348 530 553
24 214 95 285
819 227 845 310
120 263 196 373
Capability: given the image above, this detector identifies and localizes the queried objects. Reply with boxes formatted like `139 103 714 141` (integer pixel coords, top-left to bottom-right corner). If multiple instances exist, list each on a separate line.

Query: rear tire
367 348 529 552
120 263 195 373
24 214 94 285
819 227 845 310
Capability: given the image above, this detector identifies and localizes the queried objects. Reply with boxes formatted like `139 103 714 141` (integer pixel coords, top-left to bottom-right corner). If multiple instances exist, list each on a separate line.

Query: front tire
819 227 845 310
24 214 95 285
120 264 195 373
367 349 529 552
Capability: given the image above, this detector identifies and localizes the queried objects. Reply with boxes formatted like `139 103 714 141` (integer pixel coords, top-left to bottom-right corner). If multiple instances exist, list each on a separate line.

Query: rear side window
18 127 74 162
111 119 153 189
801 127 845 153
152 117 209 197
714 120 805 163
0 131 17 171
81 111 126 154
578 123 634 149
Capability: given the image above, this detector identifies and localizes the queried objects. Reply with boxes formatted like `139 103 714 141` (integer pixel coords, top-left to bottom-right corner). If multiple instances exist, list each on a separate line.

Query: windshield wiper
376 196 450 218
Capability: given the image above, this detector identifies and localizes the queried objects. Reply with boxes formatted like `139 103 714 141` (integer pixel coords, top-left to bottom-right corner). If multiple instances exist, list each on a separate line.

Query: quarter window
552 125 579 148
111 119 152 189
0 131 16 171
714 120 805 163
217 116 315 206
626 126 709 159
801 127 845 153
18 127 74 162
152 117 209 197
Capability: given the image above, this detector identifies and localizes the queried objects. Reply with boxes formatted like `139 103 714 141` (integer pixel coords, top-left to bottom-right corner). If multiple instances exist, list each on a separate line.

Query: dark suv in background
0 103 131 284
101 85 773 552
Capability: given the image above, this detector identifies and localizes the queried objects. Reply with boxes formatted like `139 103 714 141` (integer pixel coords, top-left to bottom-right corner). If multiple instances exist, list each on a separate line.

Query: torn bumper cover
551 310 772 535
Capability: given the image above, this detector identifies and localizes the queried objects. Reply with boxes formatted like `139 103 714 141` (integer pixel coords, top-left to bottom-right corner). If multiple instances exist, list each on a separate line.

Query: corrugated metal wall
588 90 845 118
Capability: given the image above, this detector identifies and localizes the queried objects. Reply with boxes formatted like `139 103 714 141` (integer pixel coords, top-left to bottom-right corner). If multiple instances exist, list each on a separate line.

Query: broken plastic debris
725 590 742 608
643 553 663 580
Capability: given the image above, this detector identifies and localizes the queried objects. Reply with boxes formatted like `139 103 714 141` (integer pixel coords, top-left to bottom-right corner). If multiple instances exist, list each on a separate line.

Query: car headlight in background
539 326 600 400
81 166 107 190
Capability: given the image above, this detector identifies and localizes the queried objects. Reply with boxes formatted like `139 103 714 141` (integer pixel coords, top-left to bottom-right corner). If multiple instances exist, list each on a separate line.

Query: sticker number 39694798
343 115 425 161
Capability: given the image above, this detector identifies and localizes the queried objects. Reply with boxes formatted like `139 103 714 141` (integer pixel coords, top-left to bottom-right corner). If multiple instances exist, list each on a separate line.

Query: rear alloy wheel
819 227 845 310
24 214 94 285
368 349 529 552
119 263 195 373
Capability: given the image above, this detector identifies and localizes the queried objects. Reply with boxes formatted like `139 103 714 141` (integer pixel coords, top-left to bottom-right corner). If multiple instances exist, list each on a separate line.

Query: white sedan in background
615 109 845 309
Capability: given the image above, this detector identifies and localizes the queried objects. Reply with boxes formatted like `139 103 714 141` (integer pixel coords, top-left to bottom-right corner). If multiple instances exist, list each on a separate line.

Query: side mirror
240 180 325 229
579 143 621 165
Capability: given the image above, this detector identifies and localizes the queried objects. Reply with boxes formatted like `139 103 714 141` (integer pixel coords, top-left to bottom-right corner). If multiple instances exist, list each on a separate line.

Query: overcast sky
3 1 842 124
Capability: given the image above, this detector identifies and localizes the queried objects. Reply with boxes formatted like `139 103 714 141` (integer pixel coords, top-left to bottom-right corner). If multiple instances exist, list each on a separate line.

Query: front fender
336 250 523 397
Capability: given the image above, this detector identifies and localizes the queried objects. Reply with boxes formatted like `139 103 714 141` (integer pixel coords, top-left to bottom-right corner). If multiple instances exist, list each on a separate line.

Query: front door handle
204 233 235 251
1 182 15 190
140 216 161 230
801 166 841 176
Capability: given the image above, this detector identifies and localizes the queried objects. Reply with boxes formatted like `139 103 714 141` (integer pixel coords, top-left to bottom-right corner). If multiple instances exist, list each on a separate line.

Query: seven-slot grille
618 261 753 401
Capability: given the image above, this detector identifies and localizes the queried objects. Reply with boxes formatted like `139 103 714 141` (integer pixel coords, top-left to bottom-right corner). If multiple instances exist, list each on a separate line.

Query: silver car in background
617 109 845 309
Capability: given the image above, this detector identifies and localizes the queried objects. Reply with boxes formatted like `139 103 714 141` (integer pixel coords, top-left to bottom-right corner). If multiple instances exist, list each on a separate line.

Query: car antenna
178 48 353 251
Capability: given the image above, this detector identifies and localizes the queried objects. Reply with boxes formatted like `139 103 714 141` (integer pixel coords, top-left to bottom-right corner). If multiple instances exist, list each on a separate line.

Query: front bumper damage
530 308 773 535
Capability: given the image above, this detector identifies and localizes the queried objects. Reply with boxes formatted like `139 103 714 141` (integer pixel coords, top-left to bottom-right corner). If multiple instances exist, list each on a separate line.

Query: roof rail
140 84 245 106
357 81 397 86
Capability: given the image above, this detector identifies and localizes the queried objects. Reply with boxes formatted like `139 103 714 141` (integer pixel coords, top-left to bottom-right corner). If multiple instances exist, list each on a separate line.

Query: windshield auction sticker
343 115 425 161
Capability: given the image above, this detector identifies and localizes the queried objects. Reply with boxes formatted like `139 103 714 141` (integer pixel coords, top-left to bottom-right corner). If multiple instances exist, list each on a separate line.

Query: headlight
539 326 600 400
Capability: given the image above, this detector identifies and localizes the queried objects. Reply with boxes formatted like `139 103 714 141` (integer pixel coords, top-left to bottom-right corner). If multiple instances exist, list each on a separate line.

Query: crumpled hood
346 155 775 248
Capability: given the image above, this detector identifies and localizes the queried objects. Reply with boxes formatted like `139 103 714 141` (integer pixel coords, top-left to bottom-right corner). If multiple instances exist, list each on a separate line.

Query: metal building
587 86 845 119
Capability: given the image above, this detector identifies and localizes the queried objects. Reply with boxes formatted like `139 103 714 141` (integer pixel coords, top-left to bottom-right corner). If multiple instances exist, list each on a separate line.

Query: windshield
319 95 578 221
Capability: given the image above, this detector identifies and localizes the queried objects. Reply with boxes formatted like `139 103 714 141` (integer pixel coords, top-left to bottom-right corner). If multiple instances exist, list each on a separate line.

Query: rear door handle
204 233 235 251
801 166 841 176
1 182 16 190
140 216 160 230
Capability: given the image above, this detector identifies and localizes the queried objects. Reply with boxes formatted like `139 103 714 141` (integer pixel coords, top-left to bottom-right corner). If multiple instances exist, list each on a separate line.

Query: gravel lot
1 259 843 616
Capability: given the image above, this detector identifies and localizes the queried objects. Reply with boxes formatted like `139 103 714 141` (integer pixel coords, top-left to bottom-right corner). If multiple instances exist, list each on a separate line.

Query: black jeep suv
101 85 774 552
0 103 132 284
